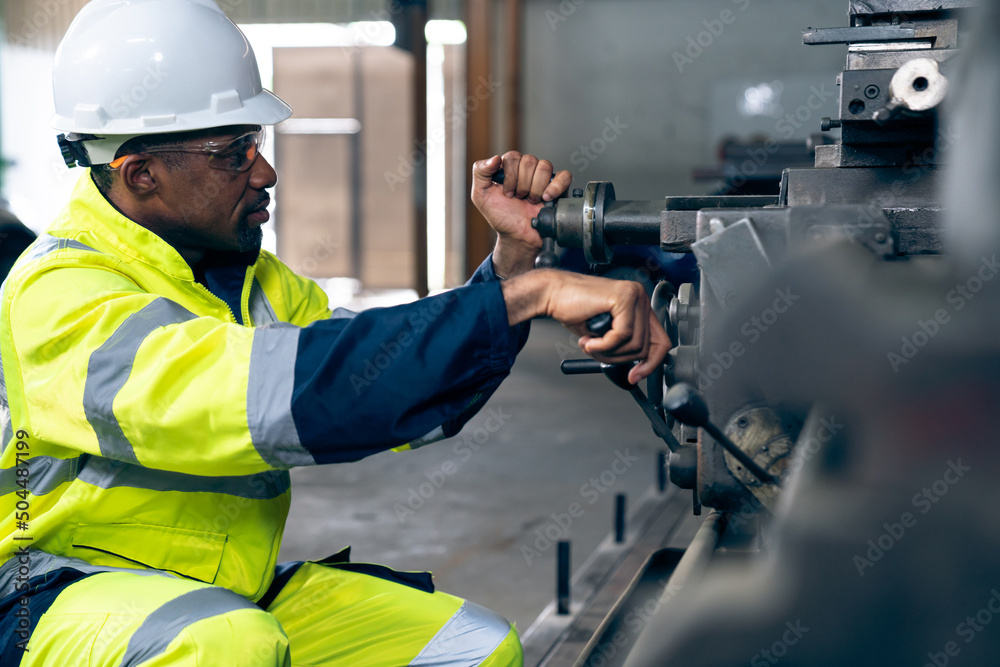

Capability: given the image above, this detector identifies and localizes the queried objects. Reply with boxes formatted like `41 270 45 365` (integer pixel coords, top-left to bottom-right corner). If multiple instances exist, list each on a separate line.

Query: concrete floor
279 318 667 633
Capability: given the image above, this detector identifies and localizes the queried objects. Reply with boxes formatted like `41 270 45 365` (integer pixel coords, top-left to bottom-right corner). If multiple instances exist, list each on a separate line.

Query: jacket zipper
192 281 241 325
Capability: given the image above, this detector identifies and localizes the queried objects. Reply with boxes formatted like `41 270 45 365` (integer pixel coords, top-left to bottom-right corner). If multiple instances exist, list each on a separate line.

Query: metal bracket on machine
582 181 615 264
692 206 896 312
692 218 772 309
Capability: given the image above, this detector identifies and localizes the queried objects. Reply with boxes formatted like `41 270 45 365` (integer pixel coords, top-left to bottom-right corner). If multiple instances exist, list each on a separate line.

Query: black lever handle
556 315 620 377
567 313 681 451
585 312 613 337
660 382 709 428
492 168 557 185
663 383 779 485
560 359 602 375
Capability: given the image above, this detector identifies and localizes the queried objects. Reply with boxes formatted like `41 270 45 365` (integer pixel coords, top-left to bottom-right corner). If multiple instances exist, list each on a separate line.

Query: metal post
615 493 626 543
658 450 668 492
557 541 570 615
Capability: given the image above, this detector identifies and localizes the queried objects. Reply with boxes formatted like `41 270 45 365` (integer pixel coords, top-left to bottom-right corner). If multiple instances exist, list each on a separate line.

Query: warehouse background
1 0 846 631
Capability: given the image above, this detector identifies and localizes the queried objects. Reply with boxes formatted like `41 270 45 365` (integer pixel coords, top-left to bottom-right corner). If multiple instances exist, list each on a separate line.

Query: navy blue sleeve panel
467 253 531 352
467 253 502 285
291 279 524 464
0 569 98 665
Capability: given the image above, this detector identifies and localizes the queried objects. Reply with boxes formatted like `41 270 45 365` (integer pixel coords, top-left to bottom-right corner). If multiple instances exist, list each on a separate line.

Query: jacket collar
52 172 260 281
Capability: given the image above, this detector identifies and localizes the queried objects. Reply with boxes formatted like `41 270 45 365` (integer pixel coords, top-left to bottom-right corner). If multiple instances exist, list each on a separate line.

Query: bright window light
277 118 362 135
425 20 467 45
424 21 466 290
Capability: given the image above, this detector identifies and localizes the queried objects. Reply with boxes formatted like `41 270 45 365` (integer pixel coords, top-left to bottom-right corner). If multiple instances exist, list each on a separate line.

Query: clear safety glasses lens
108 129 265 173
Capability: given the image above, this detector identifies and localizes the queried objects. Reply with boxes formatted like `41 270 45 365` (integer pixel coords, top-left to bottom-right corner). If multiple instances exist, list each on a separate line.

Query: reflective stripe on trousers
10 555 521 667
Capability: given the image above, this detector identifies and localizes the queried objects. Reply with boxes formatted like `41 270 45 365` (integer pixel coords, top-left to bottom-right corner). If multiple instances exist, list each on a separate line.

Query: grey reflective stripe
120 586 260 667
408 426 446 450
0 548 172 600
0 411 10 454
409 601 512 667
84 298 197 464
247 324 314 467
0 276 13 454
77 455 290 499
0 341 11 455
248 278 278 326
330 307 358 320
0 455 87 496
0 454 287 499
19 234 99 265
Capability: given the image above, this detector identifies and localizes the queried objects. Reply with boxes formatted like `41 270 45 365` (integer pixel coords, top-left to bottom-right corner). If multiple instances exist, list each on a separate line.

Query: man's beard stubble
237 218 263 253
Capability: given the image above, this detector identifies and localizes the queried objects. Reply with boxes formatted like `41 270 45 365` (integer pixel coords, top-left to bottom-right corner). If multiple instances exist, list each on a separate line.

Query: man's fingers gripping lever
572 279 670 386
500 269 670 386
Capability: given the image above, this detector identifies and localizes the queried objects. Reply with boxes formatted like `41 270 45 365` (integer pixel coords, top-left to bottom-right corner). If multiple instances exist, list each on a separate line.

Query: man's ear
117 155 160 196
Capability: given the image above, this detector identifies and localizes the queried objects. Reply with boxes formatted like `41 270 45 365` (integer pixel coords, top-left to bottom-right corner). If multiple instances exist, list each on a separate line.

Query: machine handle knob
585 312 613 336
662 383 710 428
663 383 778 485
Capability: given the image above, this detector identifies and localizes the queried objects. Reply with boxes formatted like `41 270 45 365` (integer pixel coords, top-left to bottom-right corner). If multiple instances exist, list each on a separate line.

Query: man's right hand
500 270 670 385
471 152 572 280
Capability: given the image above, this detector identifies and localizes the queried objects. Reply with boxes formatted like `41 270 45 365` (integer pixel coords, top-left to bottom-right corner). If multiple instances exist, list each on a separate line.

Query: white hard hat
51 0 292 166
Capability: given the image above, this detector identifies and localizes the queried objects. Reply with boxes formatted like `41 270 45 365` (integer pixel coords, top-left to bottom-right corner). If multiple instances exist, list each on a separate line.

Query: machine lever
580 315 683 452
560 359 602 375
491 168 558 185
621 380 683 453
662 384 779 485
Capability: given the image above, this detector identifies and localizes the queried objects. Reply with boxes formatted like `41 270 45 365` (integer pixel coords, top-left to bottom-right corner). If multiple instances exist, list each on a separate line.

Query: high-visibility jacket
0 174 525 601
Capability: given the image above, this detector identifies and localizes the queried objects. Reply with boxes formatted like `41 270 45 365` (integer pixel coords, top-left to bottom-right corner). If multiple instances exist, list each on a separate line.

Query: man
0 1 668 665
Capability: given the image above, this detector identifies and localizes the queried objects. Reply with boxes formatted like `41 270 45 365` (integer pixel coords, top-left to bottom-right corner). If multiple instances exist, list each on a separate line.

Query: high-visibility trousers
8 559 522 666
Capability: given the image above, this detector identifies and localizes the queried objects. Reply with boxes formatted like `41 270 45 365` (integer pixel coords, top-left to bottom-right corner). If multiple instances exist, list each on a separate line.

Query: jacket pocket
72 523 227 583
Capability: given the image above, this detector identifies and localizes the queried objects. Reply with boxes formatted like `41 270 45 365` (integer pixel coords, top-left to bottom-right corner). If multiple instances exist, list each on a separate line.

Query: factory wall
522 0 848 200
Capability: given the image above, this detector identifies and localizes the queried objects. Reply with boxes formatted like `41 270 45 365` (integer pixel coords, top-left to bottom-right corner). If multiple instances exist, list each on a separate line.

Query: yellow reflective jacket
1 174 523 599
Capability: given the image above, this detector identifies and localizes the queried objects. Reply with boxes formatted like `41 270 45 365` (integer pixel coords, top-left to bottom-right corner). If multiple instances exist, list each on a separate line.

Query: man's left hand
471 152 572 279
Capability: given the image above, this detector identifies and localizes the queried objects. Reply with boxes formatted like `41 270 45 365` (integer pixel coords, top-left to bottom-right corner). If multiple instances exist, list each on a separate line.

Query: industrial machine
522 1 1000 664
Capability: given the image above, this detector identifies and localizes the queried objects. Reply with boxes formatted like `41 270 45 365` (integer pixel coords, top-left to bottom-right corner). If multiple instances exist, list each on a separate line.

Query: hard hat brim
55 89 294 166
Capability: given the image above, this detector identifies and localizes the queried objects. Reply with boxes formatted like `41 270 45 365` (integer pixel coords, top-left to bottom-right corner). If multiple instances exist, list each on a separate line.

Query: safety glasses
109 128 265 173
